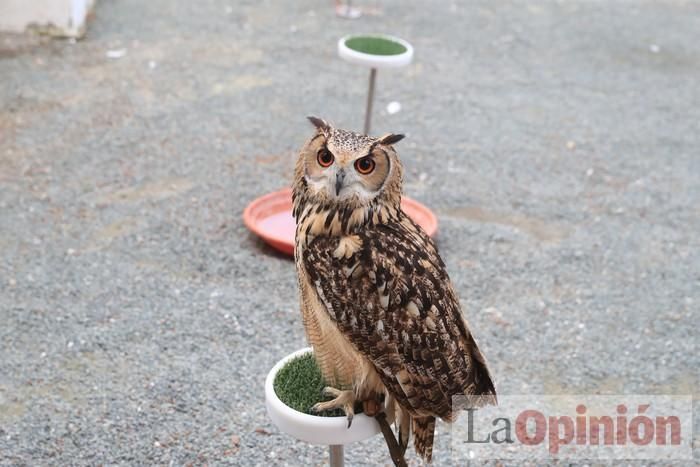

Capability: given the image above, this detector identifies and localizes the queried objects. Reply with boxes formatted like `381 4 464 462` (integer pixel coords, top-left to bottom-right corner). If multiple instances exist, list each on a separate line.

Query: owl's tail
412 415 436 462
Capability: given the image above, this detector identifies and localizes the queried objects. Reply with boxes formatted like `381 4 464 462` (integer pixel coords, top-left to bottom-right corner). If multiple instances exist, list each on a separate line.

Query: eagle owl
293 117 496 462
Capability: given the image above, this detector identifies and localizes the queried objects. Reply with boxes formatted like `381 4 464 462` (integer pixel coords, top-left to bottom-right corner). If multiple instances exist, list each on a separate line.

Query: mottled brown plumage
293 117 496 462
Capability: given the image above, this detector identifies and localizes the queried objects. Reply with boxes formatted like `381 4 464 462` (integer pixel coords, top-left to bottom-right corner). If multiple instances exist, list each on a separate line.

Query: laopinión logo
450 395 692 461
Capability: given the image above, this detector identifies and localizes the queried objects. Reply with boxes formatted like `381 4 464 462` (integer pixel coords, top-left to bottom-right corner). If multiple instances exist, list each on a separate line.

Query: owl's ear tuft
378 133 405 146
307 116 330 131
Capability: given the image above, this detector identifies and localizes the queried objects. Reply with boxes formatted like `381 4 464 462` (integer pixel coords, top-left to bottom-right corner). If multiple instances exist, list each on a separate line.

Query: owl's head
294 116 405 210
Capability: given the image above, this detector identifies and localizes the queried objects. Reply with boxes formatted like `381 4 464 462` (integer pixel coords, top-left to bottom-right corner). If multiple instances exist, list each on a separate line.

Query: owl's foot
311 387 356 428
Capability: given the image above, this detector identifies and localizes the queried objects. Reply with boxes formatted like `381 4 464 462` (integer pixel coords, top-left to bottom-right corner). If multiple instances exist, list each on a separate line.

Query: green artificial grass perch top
273 352 361 417
344 36 407 56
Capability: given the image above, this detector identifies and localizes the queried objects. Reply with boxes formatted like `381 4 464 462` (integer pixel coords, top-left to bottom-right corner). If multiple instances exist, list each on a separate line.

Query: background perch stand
337 34 414 134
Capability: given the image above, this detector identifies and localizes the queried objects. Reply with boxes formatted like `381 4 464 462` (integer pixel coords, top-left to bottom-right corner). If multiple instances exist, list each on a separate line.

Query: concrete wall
0 0 95 37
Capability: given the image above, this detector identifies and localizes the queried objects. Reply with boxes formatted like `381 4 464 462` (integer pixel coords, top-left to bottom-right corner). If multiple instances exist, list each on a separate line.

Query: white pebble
106 48 127 59
386 101 402 114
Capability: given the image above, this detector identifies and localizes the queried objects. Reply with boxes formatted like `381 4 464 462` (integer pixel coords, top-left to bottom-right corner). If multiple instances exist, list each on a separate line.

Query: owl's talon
311 387 356 427
310 402 323 413
363 398 381 417
321 386 344 398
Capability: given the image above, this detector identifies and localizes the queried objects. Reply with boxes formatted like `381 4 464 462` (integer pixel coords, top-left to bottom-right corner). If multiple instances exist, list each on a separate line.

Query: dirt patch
444 206 569 242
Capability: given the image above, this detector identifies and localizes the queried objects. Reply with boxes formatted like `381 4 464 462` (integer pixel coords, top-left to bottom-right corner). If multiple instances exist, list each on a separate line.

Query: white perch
0 0 95 37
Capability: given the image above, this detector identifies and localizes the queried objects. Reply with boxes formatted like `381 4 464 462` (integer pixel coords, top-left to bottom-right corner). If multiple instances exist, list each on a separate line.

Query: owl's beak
335 169 346 196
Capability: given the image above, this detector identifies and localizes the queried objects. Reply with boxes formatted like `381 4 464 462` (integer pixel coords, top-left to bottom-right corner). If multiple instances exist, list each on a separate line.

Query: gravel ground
1 0 698 465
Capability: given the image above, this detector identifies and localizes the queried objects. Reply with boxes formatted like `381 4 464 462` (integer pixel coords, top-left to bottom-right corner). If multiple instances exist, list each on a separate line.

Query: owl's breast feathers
300 210 496 420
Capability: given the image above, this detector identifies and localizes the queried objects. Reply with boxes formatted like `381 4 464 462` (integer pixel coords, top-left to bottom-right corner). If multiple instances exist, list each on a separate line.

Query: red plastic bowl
244 188 438 256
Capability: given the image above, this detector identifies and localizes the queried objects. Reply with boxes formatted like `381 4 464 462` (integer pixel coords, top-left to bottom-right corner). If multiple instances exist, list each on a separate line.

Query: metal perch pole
363 67 377 135
329 444 344 467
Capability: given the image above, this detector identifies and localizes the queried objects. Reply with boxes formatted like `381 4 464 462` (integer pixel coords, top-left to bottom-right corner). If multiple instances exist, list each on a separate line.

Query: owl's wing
302 213 496 419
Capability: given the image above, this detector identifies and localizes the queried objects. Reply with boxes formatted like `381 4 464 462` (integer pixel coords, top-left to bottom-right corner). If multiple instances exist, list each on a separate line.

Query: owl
293 117 496 462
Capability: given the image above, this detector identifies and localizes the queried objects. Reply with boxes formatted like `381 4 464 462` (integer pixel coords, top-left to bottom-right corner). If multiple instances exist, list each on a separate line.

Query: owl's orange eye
354 156 375 175
317 148 334 167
